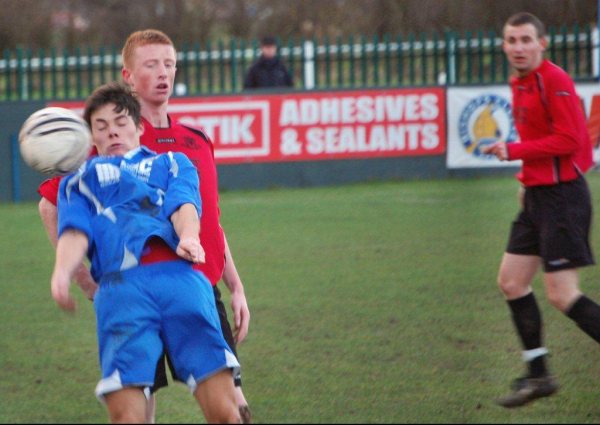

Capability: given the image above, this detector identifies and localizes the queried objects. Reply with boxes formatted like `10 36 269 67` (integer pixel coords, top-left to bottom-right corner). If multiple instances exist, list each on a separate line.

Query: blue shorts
93 260 240 400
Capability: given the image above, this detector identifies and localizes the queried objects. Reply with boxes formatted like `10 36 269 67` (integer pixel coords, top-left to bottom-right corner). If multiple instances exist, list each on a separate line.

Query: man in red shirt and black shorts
484 12 600 409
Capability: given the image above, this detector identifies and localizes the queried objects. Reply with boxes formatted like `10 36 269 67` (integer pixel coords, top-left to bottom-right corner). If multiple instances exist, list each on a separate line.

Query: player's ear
539 36 548 51
122 67 131 84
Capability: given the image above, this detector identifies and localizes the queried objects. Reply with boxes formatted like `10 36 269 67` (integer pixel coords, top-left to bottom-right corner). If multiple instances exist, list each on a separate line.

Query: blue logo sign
458 94 517 157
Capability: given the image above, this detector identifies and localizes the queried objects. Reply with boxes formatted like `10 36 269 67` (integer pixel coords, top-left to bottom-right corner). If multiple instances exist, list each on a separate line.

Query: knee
545 286 580 313
195 384 241 423
204 406 241 424
109 410 146 424
497 276 527 299
545 288 562 310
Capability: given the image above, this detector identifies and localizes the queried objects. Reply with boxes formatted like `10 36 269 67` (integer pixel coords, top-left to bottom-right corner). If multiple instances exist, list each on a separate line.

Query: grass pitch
1 174 600 423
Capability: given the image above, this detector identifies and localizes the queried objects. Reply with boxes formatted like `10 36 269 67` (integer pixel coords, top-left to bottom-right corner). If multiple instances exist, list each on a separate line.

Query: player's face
122 43 177 107
502 23 547 77
90 103 143 156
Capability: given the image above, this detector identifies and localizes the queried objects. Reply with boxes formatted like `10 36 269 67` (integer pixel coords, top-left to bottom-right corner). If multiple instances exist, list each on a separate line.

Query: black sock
507 293 548 377
566 295 600 344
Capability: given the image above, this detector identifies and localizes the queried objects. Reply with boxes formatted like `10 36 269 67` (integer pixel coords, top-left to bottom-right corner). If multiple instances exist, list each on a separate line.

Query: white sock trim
522 347 548 362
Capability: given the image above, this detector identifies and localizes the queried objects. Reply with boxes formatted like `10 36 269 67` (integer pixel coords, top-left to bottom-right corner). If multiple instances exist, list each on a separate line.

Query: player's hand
176 237 205 263
481 141 509 161
231 290 250 344
51 269 76 312
517 185 525 208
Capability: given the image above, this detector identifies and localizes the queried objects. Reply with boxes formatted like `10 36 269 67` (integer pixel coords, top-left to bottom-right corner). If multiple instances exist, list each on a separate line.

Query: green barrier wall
0 101 47 202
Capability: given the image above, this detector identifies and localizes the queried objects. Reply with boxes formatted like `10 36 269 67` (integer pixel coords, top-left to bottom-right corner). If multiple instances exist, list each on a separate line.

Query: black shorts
152 285 242 393
506 175 595 272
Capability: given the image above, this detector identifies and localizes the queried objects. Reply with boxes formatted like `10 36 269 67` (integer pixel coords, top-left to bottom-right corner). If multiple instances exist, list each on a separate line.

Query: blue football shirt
57 146 201 282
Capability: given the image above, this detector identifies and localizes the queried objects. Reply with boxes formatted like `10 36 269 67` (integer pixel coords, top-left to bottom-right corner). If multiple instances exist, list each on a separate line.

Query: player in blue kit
50 81 241 424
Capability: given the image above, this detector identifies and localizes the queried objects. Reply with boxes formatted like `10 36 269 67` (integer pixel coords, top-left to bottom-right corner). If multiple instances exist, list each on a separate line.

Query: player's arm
164 152 204 264
39 197 59 247
171 203 205 264
507 79 583 160
222 233 250 344
38 197 98 300
51 229 89 311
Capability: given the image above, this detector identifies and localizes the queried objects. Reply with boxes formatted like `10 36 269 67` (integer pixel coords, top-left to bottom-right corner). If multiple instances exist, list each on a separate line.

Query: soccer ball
18 107 92 175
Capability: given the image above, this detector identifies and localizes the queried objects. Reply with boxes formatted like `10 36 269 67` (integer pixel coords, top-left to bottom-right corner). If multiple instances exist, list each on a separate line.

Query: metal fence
1 24 599 101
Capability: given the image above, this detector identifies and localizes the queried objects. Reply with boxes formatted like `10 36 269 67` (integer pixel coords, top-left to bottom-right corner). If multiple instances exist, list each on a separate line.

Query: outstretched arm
171 203 205 264
221 233 250 344
39 197 98 300
51 229 89 311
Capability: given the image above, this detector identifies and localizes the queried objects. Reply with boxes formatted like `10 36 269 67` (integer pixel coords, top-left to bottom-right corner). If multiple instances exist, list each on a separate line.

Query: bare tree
0 0 598 52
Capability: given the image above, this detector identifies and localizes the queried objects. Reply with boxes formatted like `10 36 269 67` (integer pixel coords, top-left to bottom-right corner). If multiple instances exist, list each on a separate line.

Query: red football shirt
507 59 593 186
38 175 61 205
139 117 225 285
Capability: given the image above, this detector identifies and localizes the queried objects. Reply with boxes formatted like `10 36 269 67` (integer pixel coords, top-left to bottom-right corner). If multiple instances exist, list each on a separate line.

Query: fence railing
1 24 598 101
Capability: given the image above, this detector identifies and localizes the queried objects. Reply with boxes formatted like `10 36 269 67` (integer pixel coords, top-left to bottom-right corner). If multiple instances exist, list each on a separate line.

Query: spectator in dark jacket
243 36 294 90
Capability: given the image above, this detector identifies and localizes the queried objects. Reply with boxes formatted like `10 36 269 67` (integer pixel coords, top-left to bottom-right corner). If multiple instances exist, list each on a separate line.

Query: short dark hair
83 82 141 127
260 36 277 46
504 12 546 38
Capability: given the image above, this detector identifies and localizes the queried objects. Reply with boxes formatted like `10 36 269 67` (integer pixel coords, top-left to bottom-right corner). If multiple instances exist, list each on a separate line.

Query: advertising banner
52 87 447 164
169 88 447 164
447 83 600 169
446 86 519 169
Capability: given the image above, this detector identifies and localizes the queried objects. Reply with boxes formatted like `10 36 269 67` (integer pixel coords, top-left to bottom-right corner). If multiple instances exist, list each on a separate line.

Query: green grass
2 174 600 423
